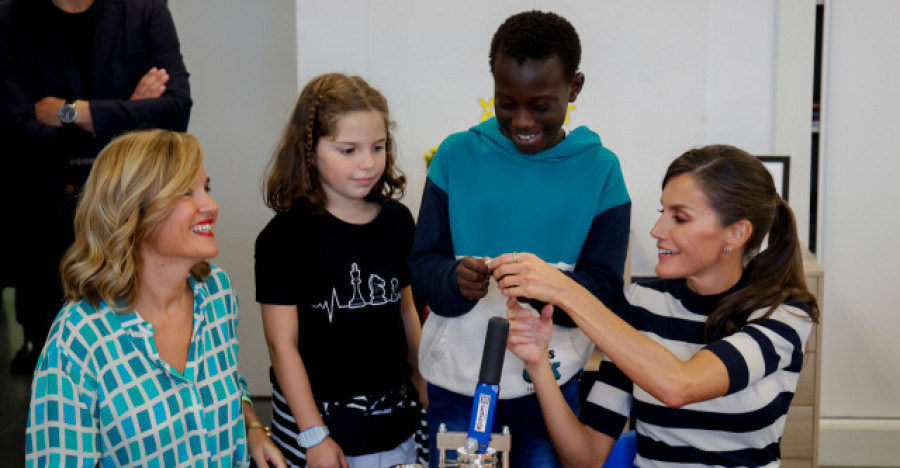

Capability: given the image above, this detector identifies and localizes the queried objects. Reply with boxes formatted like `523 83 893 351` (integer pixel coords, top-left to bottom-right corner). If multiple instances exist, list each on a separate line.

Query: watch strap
58 99 77 125
297 425 329 449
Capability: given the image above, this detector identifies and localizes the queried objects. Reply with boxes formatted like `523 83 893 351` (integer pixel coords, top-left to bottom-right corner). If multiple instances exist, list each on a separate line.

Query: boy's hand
456 256 490 301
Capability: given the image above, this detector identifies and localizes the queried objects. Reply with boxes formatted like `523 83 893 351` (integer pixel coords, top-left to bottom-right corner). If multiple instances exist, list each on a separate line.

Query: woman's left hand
506 296 555 366
487 252 571 304
248 425 286 468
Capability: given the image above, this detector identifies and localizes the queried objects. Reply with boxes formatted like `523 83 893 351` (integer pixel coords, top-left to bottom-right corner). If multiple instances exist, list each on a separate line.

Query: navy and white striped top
582 276 814 467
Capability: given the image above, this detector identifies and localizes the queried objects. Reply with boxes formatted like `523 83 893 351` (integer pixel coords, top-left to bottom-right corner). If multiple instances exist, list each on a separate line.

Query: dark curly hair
264 73 406 213
489 10 581 81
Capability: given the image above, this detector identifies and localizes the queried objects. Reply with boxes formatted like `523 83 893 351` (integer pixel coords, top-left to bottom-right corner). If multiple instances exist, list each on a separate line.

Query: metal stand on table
435 424 511 468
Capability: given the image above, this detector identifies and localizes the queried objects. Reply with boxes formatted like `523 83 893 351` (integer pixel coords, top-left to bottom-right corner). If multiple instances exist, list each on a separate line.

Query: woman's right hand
506 296 555 367
306 437 348 468
488 252 571 306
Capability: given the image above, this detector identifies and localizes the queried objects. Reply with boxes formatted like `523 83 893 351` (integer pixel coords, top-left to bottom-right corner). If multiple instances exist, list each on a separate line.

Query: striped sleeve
705 303 813 395
580 358 633 439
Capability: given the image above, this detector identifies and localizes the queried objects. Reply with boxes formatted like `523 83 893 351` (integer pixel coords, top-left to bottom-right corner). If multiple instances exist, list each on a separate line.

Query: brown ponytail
663 145 819 342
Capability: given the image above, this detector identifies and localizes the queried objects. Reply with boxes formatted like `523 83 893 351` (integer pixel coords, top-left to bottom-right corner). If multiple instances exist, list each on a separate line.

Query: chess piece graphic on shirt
390 278 400 302
313 262 400 323
368 274 387 306
348 263 366 308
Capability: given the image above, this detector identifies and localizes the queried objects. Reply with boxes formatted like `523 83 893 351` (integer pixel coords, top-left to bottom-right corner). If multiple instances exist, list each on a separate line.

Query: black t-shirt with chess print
255 200 415 402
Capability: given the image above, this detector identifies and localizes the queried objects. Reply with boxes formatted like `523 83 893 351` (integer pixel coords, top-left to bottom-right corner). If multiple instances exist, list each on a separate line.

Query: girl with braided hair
256 73 426 467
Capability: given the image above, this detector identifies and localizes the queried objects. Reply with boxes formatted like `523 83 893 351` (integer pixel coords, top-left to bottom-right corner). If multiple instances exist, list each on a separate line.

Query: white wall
168 1 298 394
818 0 900 464
295 0 810 279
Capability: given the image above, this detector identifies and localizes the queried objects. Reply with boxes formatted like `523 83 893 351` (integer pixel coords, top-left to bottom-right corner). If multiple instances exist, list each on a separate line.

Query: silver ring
513 252 518 263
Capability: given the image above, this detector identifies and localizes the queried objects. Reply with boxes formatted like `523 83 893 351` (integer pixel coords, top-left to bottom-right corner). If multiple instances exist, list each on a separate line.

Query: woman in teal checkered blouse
25 130 286 467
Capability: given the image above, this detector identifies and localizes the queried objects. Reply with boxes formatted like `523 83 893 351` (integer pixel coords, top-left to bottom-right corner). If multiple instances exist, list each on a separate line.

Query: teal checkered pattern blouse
26 265 252 467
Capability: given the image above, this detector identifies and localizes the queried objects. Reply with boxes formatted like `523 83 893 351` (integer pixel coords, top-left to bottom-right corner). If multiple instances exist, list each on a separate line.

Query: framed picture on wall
757 155 790 201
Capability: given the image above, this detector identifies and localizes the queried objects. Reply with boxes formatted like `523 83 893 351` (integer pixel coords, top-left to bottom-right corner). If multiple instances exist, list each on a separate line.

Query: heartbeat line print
311 263 401 323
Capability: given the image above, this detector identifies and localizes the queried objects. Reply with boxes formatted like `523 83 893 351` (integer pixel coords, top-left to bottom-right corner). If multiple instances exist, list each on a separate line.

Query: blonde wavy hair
61 129 211 311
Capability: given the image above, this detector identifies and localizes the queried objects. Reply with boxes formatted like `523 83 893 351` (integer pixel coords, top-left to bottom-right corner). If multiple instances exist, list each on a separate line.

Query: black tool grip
478 317 509 385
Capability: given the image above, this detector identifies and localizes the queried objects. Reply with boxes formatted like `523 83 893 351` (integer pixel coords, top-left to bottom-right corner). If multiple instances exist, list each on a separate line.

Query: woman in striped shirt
489 145 819 467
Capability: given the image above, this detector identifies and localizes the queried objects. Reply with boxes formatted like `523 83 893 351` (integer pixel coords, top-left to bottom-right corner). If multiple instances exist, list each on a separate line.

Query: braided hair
264 73 406 213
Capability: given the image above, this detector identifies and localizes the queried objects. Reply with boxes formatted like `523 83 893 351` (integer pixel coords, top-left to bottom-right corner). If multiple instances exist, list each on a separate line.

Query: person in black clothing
256 72 427 467
0 0 191 373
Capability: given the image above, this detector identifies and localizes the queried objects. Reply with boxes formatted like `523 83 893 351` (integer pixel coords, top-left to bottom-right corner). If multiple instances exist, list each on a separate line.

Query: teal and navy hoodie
409 118 631 398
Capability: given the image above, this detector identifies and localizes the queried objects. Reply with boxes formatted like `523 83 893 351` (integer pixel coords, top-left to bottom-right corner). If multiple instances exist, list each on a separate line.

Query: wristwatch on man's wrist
297 425 329 449
58 99 77 125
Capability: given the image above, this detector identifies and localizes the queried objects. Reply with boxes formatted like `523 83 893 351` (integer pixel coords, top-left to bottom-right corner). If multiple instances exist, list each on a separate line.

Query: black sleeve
395 202 416 288
254 213 300 305
554 202 632 326
528 202 631 327
408 178 477 317
0 2 69 154
90 0 192 142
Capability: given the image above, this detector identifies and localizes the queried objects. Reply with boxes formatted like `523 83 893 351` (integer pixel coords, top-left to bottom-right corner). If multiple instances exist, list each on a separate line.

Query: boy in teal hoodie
410 10 631 467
